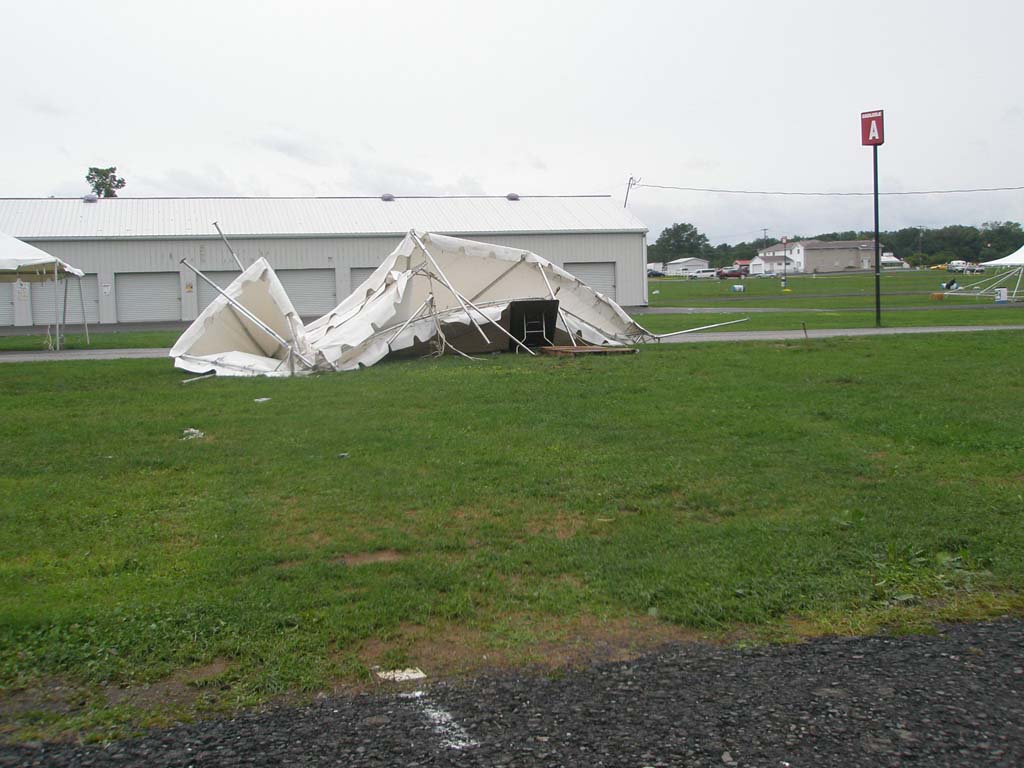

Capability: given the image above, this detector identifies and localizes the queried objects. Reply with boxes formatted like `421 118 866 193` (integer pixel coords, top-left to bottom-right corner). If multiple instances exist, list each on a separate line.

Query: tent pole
78 276 90 345
412 236 535 356
53 260 60 351
1012 265 1024 299
180 258 313 368
410 231 491 345
62 278 69 333
213 221 245 271
386 297 432 346
468 258 523 303
537 263 578 347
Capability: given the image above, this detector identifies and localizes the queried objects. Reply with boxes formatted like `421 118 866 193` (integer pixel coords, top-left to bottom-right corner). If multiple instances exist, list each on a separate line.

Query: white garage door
278 269 336 316
563 262 616 300
31 275 100 325
0 283 13 326
197 271 244 312
116 272 181 322
350 267 377 293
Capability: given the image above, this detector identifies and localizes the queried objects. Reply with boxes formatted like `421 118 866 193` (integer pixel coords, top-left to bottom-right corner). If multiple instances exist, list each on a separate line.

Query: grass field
647 270 1005 308
0 331 178 352
635 308 1024 335
2 332 1024 740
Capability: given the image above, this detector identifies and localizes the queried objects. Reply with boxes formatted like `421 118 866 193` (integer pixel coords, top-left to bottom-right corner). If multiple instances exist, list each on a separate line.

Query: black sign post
861 110 884 327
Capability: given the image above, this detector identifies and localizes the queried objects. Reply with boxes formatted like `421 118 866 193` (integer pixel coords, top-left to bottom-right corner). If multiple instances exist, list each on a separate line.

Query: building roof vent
82 193 99 203
380 193 395 202
506 192 520 201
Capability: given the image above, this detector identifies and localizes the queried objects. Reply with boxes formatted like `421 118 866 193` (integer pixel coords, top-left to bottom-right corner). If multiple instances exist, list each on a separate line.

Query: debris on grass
337 452 350 459
254 397 272 403
376 667 426 682
180 428 205 440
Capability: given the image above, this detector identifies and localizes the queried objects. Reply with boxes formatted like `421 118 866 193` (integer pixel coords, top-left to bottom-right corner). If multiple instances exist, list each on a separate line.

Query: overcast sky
2 0 1022 243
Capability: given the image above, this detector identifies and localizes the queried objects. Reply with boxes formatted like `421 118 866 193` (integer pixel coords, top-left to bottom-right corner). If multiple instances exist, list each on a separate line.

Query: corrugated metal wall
2 232 645 326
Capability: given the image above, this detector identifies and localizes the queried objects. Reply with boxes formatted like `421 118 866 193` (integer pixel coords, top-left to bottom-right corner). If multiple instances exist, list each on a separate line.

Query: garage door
31 275 100 325
197 271 244 312
0 283 13 326
350 267 377 293
563 262 616 300
277 269 336 316
116 272 181 322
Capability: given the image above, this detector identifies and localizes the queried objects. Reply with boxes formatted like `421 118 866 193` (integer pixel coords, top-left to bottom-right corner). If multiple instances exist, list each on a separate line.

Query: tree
649 223 711 269
86 167 126 198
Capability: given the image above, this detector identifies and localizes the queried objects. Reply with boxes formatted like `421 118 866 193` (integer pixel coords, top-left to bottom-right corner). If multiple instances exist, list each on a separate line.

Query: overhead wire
635 183 1024 197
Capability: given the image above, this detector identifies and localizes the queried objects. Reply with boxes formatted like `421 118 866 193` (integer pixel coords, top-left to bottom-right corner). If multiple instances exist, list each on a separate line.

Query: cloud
21 96 69 118
134 166 255 196
254 134 333 165
343 157 486 196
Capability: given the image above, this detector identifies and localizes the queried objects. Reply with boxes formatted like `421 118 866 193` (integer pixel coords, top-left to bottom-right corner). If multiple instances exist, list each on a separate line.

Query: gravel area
3 619 1022 767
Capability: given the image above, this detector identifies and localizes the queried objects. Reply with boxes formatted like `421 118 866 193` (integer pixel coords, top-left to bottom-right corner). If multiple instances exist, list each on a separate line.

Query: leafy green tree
85 167 126 198
649 223 711 269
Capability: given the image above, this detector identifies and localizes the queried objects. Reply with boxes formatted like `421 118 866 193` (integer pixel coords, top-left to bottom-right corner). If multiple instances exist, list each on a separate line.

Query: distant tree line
649 221 1024 269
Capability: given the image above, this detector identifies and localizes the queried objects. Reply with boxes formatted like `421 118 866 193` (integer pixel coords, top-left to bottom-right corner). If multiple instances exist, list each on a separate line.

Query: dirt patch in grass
351 613 712 691
525 511 586 541
0 678 82 721
104 659 232 710
335 549 404 567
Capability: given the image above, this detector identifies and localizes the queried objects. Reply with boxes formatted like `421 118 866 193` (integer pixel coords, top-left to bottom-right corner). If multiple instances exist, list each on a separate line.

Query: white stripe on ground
399 690 479 750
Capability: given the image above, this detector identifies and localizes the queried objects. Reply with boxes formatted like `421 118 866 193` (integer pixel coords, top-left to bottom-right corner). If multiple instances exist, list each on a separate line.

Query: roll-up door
115 272 181 322
197 271 244 311
350 267 377 294
563 262 616 300
277 269 336 316
31 275 100 325
0 283 13 326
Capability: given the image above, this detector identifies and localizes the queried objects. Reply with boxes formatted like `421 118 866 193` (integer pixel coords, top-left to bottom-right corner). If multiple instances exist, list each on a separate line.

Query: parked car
689 268 718 280
716 266 747 279
647 268 666 277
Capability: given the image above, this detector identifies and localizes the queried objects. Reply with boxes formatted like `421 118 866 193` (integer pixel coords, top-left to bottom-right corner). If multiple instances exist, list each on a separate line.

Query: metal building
0 195 648 327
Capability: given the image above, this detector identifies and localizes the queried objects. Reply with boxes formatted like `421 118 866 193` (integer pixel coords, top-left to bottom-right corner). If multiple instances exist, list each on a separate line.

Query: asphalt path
2 324 1023 364
3 619 1022 767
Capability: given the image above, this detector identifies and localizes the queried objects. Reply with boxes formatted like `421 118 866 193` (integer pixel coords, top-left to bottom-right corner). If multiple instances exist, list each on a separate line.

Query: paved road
0 348 171 363
2 325 1022 364
3 619 1022 767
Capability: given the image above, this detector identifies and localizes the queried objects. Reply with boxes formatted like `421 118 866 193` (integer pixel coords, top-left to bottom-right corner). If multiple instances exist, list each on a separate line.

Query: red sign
861 110 884 146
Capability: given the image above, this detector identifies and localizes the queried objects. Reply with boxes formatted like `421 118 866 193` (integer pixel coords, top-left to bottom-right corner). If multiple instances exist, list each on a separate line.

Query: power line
635 182 1024 197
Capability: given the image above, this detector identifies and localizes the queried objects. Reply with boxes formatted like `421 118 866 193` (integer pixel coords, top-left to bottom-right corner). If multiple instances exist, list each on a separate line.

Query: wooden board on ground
540 345 638 357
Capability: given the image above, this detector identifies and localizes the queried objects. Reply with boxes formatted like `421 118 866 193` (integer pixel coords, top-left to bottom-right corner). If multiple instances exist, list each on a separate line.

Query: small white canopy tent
947 243 1024 300
0 231 89 348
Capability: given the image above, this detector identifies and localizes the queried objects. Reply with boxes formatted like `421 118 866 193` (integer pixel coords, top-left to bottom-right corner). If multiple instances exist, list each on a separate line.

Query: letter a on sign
861 110 884 146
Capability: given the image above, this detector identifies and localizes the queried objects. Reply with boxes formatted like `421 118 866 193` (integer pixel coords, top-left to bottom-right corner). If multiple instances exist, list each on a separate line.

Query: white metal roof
0 196 647 240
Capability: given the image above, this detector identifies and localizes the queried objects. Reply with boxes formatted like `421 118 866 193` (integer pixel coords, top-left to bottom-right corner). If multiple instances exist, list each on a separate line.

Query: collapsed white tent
171 231 657 376
0 231 89 348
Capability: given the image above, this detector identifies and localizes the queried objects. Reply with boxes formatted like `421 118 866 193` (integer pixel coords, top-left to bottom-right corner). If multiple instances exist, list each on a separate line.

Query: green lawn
648 270 1007 308
0 331 178 352
2 335 1024 739
635 308 1024 334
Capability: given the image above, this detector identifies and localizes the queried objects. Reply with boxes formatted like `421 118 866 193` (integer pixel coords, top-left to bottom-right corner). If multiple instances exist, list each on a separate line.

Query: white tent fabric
981 243 1024 266
171 230 654 377
0 231 84 282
